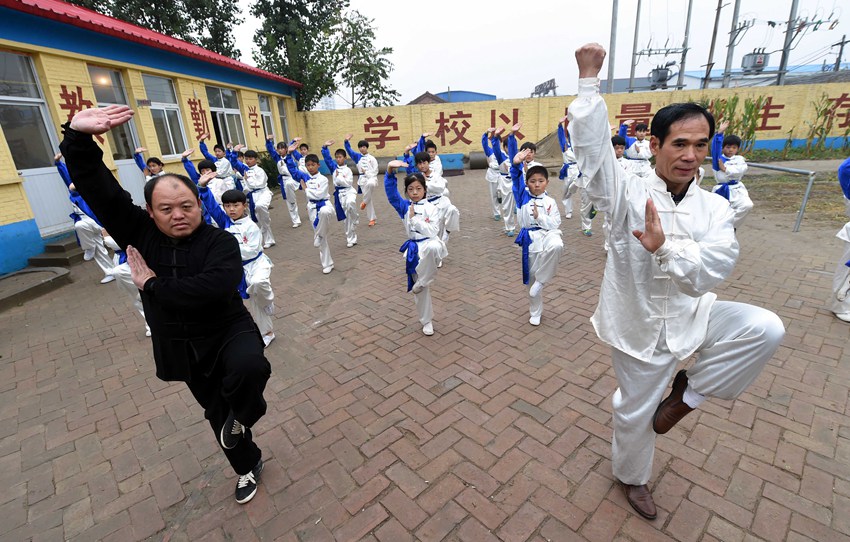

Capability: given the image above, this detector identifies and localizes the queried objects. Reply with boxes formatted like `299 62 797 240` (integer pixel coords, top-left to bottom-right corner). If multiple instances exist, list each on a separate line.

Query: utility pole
703 0 725 89
607 0 619 93
628 0 642 93
835 35 848 72
721 0 742 88
777 0 800 85
676 0 694 89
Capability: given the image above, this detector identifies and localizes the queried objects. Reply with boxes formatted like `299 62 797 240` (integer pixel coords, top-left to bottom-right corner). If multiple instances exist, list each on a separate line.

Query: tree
66 0 243 59
334 10 400 108
252 0 349 111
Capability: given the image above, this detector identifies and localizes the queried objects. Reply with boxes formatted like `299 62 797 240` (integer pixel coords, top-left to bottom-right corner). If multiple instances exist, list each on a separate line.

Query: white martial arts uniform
239 163 275 248
103 236 150 335
482 133 503 219
384 171 447 330
830 157 850 320
510 161 564 324
287 156 335 271
346 142 379 222
711 142 753 229
72 205 113 279
430 155 443 178
569 76 785 486
323 147 359 247
425 171 460 242
623 134 653 178
278 156 303 227
491 147 518 235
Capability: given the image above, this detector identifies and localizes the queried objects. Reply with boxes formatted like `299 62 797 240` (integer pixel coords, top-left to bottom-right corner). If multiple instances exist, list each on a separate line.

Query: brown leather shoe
621 482 657 520
653 369 694 434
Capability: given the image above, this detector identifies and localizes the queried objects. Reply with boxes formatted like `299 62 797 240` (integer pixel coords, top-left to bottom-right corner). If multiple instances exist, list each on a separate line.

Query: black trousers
186 330 271 475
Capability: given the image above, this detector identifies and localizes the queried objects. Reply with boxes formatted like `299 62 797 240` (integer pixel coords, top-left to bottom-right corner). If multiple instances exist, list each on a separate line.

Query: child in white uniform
198 172 276 347
511 149 564 326
285 145 336 274
133 147 166 183
557 117 581 219
481 129 503 221
711 121 753 229
322 141 359 247
266 136 302 228
385 160 448 336
102 232 150 336
490 129 518 236
345 136 380 227
198 134 236 203
412 151 460 249
830 157 850 322
231 147 276 249
618 120 653 178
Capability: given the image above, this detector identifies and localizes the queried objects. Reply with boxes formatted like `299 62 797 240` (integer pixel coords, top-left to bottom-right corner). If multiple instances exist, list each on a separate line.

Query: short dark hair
357 140 369 148
146 157 163 167
221 189 247 204
236 151 245 159
213 143 225 152
244 150 259 159
335 148 346 158
650 102 715 146
424 140 437 152
404 173 427 193
198 159 216 172
299 143 309 150
305 154 320 165
276 141 287 150
723 134 742 148
144 173 199 206
520 142 537 152
635 123 649 132
526 165 549 180
414 151 430 164
611 135 627 146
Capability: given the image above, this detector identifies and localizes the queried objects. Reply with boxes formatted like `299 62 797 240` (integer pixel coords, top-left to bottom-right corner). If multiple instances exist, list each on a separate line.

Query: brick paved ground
1 168 848 541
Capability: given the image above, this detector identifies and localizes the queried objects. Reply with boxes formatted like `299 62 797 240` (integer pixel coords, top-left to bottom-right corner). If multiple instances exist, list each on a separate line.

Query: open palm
69 105 134 135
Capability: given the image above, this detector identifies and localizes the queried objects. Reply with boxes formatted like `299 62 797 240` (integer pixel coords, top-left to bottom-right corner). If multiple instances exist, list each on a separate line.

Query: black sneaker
235 459 263 504
220 411 244 450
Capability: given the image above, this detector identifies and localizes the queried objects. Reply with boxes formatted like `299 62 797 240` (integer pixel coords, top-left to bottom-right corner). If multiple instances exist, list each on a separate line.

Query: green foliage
804 93 838 155
258 152 280 190
700 94 766 154
747 146 849 162
66 0 243 58
334 10 400 108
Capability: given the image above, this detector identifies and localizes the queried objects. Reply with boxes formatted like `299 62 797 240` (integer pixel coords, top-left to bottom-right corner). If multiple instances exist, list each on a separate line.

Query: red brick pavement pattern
1 168 848 541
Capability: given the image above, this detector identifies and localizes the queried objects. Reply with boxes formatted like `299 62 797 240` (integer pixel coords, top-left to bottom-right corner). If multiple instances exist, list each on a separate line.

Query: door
116 159 146 206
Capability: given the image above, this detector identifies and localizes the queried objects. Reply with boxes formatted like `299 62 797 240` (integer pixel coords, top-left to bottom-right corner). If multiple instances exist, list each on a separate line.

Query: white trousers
359 176 378 221
283 179 302 226
309 203 335 269
610 301 785 485
251 188 275 246
338 187 359 245
830 237 850 315
579 189 594 231
562 175 579 216
244 257 274 338
528 232 564 319
487 180 501 217
75 216 112 277
409 238 447 325
498 176 517 233
110 262 149 334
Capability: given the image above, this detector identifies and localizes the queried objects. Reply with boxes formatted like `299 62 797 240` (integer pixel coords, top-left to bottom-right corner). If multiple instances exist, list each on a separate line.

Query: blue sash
332 188 347 221
427 195 441 203
515 227 541 285
247 190 259 222
238 251 264 299
400 237 427 291
558 163 570 180
714 180 738 201
311 199 328 228
116 250 128 265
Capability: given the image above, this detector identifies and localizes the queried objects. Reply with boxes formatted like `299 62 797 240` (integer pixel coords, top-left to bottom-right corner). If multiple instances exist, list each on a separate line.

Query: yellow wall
298 82 850 156
0 183 34 225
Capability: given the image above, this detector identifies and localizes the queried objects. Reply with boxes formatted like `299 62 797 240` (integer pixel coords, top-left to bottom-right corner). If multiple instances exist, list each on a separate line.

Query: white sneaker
529 281 543 298
437 260 443 269
422 322 434 336
100 275 115 284
834 312 850 323
292 222 301 228
263 243 272 249
565 212 572 219
346 241 354 248
322 265 334 274
145 328 151 337
83 248 95 261
263 333 276 347
313 236 321 248
529 315 541 326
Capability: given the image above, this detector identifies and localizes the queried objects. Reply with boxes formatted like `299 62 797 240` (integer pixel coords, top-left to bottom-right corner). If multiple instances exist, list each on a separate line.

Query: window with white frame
206 85 246 147
277 97 290 144
142 74 187 156
0 51 56 170
258 94 275 140
88 65 138 160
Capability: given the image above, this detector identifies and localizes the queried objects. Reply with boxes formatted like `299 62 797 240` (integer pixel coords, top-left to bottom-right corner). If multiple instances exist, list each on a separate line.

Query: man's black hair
244 150 259 159
198 159 216 172
221 189 247 204
526 165 549 180
520 141 537 152
635 123 649 132
414 151 430 164
611 135 627 146
305 153 320 165
723 134 742 148
144 174 199 206
357 140 369 149
650 102 715 146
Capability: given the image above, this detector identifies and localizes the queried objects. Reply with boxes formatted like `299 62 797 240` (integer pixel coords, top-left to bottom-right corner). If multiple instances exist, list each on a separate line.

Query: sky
233 0 848 106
